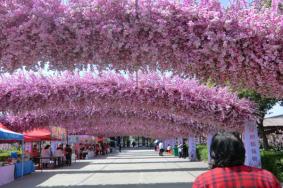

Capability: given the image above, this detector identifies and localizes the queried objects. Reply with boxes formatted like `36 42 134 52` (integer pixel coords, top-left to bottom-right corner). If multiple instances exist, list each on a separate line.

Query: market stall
24 127 67 169
0 123 27 186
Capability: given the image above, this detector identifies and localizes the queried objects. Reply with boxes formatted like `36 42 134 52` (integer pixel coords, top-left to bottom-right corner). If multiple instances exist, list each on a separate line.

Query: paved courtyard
2 149 208 188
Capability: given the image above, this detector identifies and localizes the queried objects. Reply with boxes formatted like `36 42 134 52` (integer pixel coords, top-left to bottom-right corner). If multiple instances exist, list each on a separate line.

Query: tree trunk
257 116 269 150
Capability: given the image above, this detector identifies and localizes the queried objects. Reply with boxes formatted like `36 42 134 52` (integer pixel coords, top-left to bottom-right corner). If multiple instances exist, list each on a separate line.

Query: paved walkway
2 149 208 188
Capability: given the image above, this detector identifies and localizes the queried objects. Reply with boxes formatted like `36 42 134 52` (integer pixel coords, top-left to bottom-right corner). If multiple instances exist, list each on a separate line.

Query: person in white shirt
41 145 51 168
158 142 164 156
54 145 64 166
87 147 94 159
178 143 183 158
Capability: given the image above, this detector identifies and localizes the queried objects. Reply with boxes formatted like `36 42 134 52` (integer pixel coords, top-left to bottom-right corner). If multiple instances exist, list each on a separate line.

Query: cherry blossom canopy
0 0 282 98
0 72 255 137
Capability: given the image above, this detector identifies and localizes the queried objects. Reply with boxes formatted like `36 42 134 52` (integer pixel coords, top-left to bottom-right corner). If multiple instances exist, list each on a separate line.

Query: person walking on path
193 132 281 188
158 141 164 156
178 143 183 158
118 144 122 152
64 144 72 166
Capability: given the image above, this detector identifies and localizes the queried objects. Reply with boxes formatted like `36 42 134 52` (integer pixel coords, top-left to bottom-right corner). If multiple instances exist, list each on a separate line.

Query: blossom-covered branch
0 72 255 130
0 0 282 98
5 107 225 137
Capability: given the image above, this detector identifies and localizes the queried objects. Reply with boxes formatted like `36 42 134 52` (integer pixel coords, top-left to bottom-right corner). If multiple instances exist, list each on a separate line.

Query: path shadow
41 167 208 174
88 161 205 165
37 161 93 171
106 157 175 160
37 182 193 188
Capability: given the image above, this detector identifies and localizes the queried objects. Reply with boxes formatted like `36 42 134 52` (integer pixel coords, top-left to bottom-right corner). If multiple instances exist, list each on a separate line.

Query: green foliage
261 150 283 182
196 144 208 161
260 0 283 10
238 90 279 115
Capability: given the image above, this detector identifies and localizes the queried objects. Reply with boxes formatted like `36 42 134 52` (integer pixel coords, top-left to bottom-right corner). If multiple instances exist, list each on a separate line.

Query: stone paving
1 149 209 188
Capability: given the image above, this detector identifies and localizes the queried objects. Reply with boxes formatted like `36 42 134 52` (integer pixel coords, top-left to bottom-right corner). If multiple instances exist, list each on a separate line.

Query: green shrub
261 150 283 182
196 144 208 161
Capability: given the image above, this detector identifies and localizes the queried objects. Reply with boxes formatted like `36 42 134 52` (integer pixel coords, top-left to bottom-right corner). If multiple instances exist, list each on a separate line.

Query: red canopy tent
96 137 104 142
23 128 61 142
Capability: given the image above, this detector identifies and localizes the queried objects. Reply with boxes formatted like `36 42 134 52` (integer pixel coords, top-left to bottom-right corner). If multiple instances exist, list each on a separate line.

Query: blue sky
220 0 230 7
266 103 283 118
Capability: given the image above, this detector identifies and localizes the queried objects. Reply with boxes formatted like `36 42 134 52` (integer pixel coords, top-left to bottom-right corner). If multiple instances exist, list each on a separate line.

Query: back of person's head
44 145 50 149
210 132 245 168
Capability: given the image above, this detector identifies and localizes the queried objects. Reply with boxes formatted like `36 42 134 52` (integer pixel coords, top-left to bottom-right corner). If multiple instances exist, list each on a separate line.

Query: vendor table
15 160 35 178
0 165 15 186
36 157 64 171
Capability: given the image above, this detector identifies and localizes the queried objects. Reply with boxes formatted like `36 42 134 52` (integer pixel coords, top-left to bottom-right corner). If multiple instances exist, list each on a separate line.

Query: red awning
96 137 104 142
24 128 61 142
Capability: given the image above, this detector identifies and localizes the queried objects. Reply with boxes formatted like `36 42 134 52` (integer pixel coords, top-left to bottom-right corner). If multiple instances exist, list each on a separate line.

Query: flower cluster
0 0 282 98
0 71 255 137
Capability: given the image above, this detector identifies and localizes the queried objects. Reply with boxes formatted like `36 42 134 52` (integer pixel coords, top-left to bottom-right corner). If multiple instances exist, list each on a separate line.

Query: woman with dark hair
193 132 281 188
210 132 245 168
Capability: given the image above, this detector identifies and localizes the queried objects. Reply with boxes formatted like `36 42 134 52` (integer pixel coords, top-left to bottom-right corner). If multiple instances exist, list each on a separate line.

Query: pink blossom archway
0 72 255 137
0 0 282 98
4 107 225 137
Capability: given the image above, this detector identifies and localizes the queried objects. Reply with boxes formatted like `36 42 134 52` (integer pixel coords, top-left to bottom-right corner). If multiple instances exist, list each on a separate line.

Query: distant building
263 115 283 134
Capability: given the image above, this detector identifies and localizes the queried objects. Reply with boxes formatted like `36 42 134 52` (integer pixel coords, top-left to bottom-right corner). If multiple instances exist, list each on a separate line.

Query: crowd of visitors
30 143 73 169
32 143 110 166
77 143 111 159
155 141 188 158
29 142 112 169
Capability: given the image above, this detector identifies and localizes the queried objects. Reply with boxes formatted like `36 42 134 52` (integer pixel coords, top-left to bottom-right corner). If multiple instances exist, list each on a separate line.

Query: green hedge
196 144 208 161
196 145 283 181
261 150 283 182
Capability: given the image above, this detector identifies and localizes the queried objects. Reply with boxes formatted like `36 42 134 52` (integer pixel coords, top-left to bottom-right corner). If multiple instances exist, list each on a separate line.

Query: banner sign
188 136 197 161
243 121 261 168
50 126 67 141
68 135 96 144
68 135 79 144
51 141 60 154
